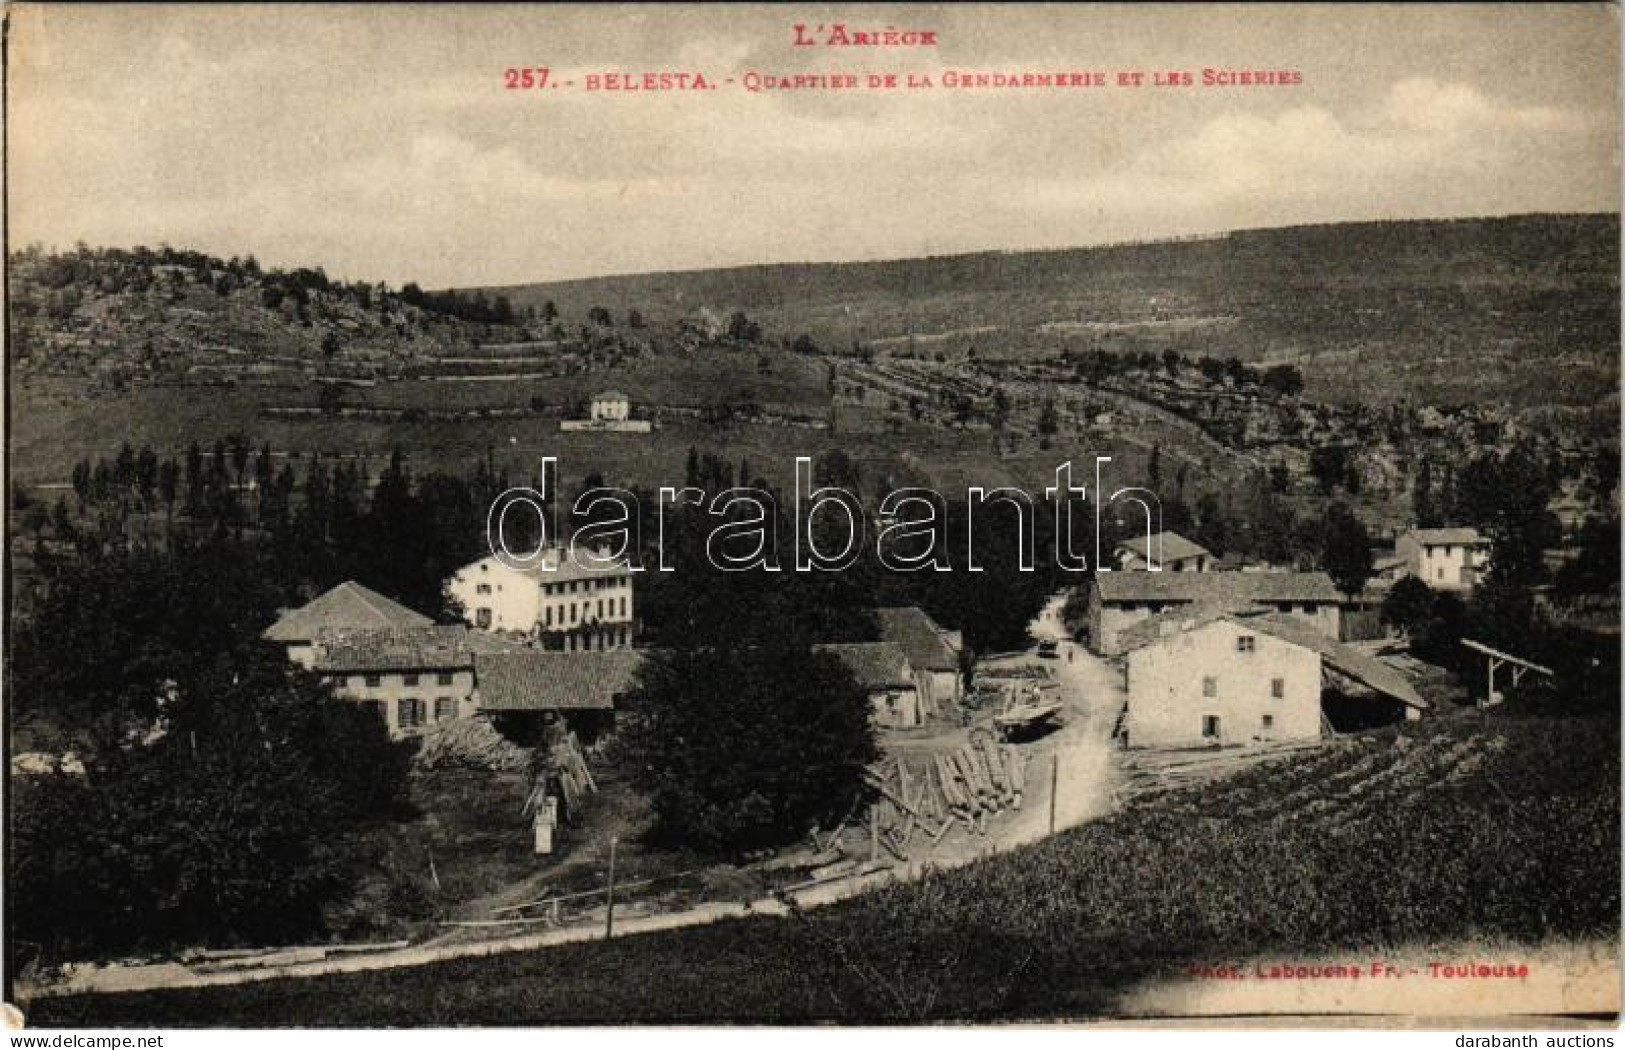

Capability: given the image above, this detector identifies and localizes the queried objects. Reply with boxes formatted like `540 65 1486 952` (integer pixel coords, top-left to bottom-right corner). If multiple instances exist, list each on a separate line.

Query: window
403 674 419 687
437 672 454 686
476 607 492 628
1202 676 1217 698
544 606 553 627
620 596 627 617
1271 678 1285 699
364 674 382 688
434 697 457 722
1261 714 1274 730
397 698 424 729
1236 635 1256 653
476 584 492 595
1437 568 1445 580
1202 716 1220 739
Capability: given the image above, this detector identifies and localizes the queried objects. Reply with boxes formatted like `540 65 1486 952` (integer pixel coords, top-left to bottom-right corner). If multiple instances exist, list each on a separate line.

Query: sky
8 3 1620 288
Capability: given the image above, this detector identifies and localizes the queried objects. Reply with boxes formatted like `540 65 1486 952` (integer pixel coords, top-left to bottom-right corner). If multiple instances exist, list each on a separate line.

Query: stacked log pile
523 730 598 824
413 715 533 774
860 731 1031 859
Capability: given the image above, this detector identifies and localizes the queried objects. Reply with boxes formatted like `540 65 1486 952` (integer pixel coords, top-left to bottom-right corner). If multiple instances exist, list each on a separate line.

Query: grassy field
10 371 1160 502
29 709 1618 1025
478 214 1620 414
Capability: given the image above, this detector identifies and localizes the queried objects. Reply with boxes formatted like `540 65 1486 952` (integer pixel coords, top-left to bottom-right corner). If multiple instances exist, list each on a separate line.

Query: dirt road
1002 594 1123 844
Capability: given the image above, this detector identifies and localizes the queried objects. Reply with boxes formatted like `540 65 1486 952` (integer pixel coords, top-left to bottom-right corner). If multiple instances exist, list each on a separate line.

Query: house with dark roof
1114 530 1213 572
1088 571 1342 655
874 607 963 717
1395 527 1490 592
473 649 646 739
814 642 921 728
1119 608 1426 749
263 580 433 669
309 625 522 738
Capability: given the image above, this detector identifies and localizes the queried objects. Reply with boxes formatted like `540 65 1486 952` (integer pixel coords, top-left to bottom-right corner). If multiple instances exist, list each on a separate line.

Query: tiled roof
813 642 916 691
264 581 432 642
1248 613 1428 710
474 650 646 711
312 625 520 673
462 547 634 587
1115 530 1212 563
1406 527 1487 547
593 390 629 401
874 607 960 671
1094 571 1342 604
1115 604 1238 653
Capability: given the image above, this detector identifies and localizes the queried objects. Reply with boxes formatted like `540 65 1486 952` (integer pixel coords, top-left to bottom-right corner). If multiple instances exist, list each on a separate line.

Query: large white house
1123 614 1322 748
447 545 636 650
1120 610 1427 749
1394 527 1490 592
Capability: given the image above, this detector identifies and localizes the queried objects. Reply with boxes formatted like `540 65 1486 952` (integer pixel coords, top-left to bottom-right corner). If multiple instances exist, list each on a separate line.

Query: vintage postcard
3 2 1620 1034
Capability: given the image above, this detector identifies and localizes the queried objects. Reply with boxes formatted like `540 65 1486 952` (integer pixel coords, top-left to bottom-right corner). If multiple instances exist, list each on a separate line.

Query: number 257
504 67 550 90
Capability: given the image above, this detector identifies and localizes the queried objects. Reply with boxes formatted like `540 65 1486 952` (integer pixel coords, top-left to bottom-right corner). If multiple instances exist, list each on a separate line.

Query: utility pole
604 836 618 940
1048 752 1060 835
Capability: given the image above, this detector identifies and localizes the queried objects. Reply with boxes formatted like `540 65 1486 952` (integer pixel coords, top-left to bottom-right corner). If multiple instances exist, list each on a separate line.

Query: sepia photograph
2 2 1621 1035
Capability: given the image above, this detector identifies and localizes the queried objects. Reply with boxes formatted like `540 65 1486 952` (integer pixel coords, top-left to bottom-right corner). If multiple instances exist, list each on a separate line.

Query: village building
310 625 521 738
1370 549 1409 586
1114 530 1213 572
263 580 433 669
560 389 652 432
814 641 922 728
472 648 646 741
873 607 964 718
447 545 635 650
1087 571 1343 656
589 390 630 422
1394 527 1490 592
1119 609 1426 749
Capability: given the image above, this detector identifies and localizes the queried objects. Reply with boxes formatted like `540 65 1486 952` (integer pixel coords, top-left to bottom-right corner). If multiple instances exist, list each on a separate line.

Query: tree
1309 444 1358 496
991 388 1011 433
620 641 877 853
1261 364 1304 397
627 308 645 328
1037 399 1059 439
587 306 613 327
792 333 818 355
1452 444 1560 590
11 647 410 959
1381 576 1435 636
1412 456 1439 528
1553 514 1622 599
1320 502 1373 595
